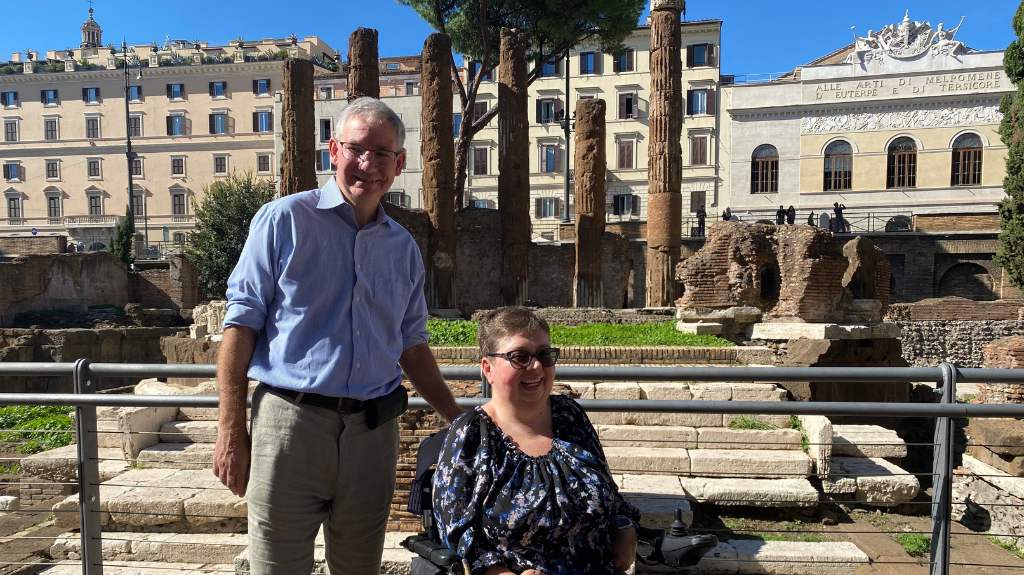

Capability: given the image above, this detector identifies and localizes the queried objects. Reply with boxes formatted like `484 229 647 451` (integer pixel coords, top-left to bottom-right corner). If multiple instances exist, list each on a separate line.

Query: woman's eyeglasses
485 348 560 369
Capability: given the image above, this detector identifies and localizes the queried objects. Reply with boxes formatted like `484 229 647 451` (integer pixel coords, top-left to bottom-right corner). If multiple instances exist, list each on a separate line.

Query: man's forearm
216 326 257 429
399 343 461 422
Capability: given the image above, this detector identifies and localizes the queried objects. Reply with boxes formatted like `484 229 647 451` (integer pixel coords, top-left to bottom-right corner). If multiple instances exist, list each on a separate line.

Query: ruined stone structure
279 58 316 196
646 0 684 307
497 28 531 305
573 98 607 308
420 33 457 309
979 336 1024 404
347 27 380 101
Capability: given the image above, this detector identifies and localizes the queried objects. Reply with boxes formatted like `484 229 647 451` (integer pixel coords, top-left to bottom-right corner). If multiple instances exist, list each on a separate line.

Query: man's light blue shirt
222 177 429 400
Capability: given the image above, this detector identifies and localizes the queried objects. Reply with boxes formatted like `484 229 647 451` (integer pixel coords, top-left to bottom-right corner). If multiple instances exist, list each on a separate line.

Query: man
786 205 796 225
775 205 785 225
214 97 461 575
695 206 706 237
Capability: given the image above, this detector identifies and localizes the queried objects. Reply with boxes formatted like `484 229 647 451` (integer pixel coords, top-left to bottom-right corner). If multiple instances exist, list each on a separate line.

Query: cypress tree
995 3 1024 289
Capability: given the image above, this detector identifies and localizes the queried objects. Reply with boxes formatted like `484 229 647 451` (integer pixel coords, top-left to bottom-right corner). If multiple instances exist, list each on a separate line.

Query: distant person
833 202 847 232
722 207 732 221
819 211 831 231
695 206 707 237
807 210 816 227
775 205 786 225
786 205 796 225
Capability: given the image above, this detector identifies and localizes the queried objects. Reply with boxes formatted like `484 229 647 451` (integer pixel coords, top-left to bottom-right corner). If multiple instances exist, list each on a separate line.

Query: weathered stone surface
799 415 832 478
21 445 129 482
954 454 1024 549
598 424 697 448
563 381 595 399
588 411 723 428
573 97 607 308
968 445 1024 476
676 321 724 335
160 420 218 443
347 28 379 100
605 447 690 474
688 449 812 479
619 473 685 495
120 406 180 457
750 323 899 340
51 532 247 564
778 337 910 403
979 335 1024 403
679 477 819 507
832 425 907 458
841 236 891 318
689 382 733 401
723 414 793 428
696 428 802 450
594 381 643 400
967 418 1024 457
729 540 868 575
639 382 693 401
0 495 20 511
41 561 234 574
497 28 531 305
279 57 316 196
53 468 177 529
730 384 788 401
894 319 1024 368
137 442 214 470
624 495 694 528
830 456 920 505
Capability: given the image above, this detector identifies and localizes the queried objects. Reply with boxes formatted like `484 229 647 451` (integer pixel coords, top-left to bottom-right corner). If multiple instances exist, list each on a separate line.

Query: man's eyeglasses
485 348 560 369
338 142 401 164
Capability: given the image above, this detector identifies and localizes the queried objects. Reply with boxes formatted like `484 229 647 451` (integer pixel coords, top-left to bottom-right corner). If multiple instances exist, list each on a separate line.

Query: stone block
137 442 214 469
176 407 219 421
52 468 177 529
832 425 907 459
749 322 900 341
689 383 733 401
968 445 1024 477
675 321 723 335
730 384 788 401
639 382 692 401
696 428 802 450
723 414 793 428
588 411 723 428
967 418 1024 457
831 457 920 506
563 381 595 399
597 425 697 448
605 447 690 474
0 495 20 511
119 406 179 457
961 453 1024 499
798 415 832 478
729 540 868 575
688 450 812 479
595 381 643 400
954 454 1024 547
21 445 128 482
619 473 685 496
679 477 818 508
160 420 218 443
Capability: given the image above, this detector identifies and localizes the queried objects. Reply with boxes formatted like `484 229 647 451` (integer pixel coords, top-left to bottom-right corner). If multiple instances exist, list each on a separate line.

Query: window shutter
209 82 215 97
252 112 258 132
594 53 603 74
708 44 717 67
632 195 641 216
578 54 584 75
555 198 562 218
166 84 172 99
555 99 564 119
40 90 45 104
264 79 270 92
613 55 621 73
628 49 635 71
252 79 258 94
632 95 639 118
536 100 542 123
82 87 87 101
686 46 694 68
166 116 172 136
228 116 235 134
209 114 215 134
268 112 273 130
554 147 562 172
315 151 322 172
534 198 542 218
707 89 717 114
685 91 693 115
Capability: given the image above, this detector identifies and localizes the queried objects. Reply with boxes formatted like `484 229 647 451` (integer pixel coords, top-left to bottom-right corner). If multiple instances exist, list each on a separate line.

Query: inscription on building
808 70 1005 103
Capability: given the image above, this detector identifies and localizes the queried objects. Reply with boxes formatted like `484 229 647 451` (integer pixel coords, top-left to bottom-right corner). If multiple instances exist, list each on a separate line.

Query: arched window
751 144 778 194
951 133 983 186
823 140 852 191
886 137 917 189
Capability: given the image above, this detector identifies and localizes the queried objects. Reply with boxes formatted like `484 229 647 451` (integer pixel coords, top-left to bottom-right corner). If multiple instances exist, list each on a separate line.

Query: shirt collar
316 177 392 227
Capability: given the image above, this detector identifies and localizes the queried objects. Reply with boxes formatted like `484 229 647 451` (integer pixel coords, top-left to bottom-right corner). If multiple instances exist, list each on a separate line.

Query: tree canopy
995 2 1024 290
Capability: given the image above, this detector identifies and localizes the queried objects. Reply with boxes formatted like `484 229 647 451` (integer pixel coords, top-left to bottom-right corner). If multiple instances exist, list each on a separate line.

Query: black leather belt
263 384 365 412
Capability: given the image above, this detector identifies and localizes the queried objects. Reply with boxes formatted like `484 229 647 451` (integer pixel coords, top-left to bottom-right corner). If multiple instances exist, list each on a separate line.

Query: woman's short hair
333 96 406 149
477 307 551 356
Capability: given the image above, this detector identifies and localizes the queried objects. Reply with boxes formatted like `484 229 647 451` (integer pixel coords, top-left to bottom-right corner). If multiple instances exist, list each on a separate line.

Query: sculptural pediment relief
846 10 968 64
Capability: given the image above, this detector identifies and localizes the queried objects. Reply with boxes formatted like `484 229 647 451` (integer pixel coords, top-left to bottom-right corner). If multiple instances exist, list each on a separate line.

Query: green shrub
0 405 74 455
895 533 930 557
425 319 734 348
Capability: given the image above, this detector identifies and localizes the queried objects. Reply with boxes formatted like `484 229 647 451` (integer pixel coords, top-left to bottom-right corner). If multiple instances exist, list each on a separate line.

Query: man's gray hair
334 97 406 149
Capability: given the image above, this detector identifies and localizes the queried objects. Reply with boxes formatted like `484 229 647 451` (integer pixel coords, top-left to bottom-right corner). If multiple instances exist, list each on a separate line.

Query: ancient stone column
347 28 379 101
497 28 530 305
573 98 607 308
646 0 684 307
279 58 316 195
420 33 457 309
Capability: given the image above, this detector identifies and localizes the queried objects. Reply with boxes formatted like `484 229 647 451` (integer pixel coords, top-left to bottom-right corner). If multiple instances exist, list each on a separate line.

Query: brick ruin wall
0 235 67 256
885 298 1024 367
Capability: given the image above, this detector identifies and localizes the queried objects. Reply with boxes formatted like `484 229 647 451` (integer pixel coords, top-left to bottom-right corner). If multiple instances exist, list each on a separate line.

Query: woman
433 307 639 575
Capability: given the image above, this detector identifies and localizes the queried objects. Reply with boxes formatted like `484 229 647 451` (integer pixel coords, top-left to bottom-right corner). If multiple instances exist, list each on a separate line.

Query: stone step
823 456 921 506
50 532 248 564
21 445 130 483
589 411 792 428
160 420 218 443
137 442 215 469
619 473 819 509
636 540 869 574
52 468 246 532
598 425 803 450
176 407 220 421
567 381 790 402
606 447 813 478
232 531 415 575
42 561 235 575
832 425 907 459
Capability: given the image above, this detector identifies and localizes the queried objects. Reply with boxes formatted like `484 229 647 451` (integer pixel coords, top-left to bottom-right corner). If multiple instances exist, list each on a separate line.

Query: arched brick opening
938 262 996 301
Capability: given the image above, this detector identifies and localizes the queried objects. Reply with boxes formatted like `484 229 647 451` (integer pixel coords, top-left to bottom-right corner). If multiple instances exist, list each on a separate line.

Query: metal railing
1 361 1024 575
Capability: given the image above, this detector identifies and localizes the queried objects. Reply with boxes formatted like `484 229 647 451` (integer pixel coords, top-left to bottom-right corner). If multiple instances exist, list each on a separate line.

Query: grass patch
895 533 930 557
0 405 74 455
427 319 734 348
722 517 826 542
0 462 21 474
729 416 778 431
989 536 1024 560
788 416 810 452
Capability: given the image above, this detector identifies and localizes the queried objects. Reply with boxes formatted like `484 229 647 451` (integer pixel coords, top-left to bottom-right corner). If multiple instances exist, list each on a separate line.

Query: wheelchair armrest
402 534 459 567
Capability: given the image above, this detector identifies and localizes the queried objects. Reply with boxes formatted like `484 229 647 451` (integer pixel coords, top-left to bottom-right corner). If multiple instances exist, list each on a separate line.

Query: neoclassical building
719 12 1010 231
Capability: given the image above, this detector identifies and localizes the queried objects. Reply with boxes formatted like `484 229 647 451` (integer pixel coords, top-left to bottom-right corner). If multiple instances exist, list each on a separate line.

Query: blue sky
5 1 1019 75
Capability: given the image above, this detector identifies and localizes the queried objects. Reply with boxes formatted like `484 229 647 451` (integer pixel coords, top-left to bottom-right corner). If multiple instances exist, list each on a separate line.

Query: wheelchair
401 427 719 574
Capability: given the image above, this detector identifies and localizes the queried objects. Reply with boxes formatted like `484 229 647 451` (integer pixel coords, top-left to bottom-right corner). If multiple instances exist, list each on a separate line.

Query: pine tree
995 3 1024 290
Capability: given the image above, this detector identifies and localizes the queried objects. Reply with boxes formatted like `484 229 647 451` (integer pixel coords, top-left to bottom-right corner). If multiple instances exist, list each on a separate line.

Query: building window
7 196 21 221
128 115 142 138
612 49 634 73
44 118 59 141
539 143 561 173
690 134 708 166
405 81 419 96
167 83 186 100
4 120 18 142
213 155 228 175
472 101 488 122
257 154 271 173
87 158 102 179
453 113 463 137
82 87 100 104
3 162 21 181
41 89 58 106
172 193 187 216
319 86 333 100
887 137 917 189
618 92 637 120
617 139 635 170
539 59 561 77
687 43 716 68
85 116 100 139
253 110 272 133
535 197 560 218
128 85 142 102
472 147 488 175
686 88 715 115
209 81 227 98
131 157 143 177
88 194 103 216
253 78 271 95
536 98 562 124
384 191 410 208
578 51 599 75
1 91 18 107
751 144 779 194
315 149 332 172
167 114 186 136
47 194 61 219
823 140 853 191
951 133 983 186
45 160 59 180
173 232 186 244
132 193 145 217
320 118 332 143
612 194 641 216
209 112 228 135
468 61 492 83
171 157 186 176
690 190 707 213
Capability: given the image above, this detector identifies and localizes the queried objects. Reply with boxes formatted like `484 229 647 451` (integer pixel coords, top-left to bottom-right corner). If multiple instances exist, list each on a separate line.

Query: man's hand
400 343 462 422
612 526 637 572
213 423 251 496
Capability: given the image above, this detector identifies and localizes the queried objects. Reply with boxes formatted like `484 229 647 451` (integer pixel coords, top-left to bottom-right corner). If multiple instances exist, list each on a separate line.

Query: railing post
74 359 104 575
930 362 956 575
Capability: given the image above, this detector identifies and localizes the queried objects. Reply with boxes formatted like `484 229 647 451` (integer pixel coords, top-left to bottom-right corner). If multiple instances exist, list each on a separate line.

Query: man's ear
394 150 406 175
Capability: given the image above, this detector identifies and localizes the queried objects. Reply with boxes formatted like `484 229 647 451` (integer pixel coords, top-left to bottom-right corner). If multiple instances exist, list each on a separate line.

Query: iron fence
1 361 1023 575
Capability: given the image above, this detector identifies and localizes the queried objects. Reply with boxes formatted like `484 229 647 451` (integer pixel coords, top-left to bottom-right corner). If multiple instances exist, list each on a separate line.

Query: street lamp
121 41 148 257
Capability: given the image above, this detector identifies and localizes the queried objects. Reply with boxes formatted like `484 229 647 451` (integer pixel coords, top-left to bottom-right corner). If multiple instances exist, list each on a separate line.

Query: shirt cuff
222 301 266 333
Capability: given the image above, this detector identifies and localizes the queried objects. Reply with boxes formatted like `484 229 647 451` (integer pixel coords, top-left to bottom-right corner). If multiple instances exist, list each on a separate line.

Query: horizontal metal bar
0 362 77 376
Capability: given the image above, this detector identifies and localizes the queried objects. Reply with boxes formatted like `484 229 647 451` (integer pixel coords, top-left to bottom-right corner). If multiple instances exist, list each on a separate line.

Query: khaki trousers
247 385 399 575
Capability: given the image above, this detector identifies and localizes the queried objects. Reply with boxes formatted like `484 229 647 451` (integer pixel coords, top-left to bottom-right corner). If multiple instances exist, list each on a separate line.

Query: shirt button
355 362 361 369
356 330 361 336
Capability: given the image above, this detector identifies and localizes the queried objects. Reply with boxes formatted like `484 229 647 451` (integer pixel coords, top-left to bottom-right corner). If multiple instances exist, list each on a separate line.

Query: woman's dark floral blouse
433 394 640 575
